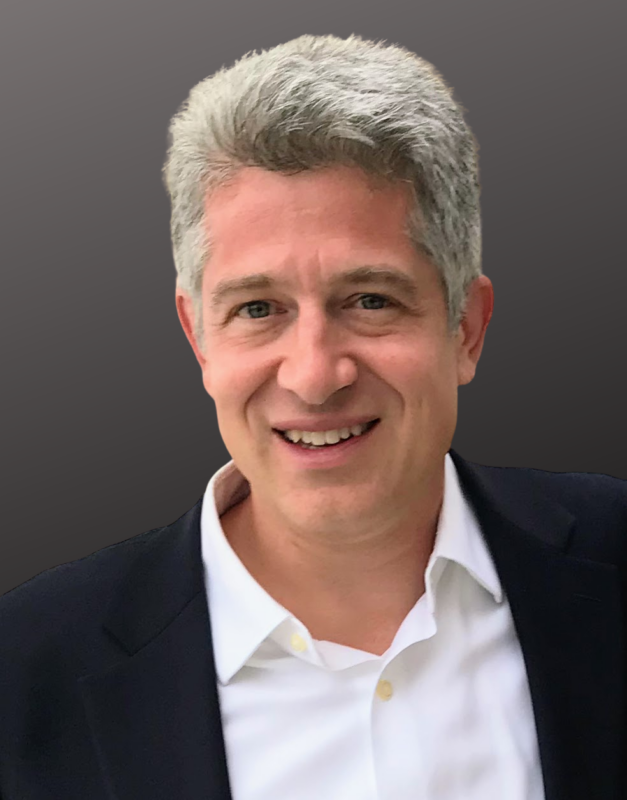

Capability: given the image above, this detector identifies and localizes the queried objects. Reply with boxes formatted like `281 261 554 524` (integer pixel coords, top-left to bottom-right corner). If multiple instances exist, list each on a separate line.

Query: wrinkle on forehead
204 165 414 242
202 166 420 291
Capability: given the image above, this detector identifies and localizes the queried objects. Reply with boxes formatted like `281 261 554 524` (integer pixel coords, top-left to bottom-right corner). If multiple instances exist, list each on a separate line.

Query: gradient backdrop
2 0 625 594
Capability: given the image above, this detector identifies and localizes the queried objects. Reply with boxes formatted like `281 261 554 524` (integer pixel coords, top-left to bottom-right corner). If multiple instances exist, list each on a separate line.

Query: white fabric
201 454 545 800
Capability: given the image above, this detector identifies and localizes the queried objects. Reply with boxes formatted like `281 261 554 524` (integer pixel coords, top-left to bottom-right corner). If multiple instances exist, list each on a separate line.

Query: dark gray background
1 0 625 595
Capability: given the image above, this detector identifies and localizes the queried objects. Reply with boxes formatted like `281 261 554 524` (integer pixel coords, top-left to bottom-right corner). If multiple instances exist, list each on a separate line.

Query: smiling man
177 163 492 661
1 34 626 800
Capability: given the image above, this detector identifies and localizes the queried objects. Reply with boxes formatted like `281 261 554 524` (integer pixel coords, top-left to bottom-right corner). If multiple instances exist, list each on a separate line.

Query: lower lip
273 421 380 469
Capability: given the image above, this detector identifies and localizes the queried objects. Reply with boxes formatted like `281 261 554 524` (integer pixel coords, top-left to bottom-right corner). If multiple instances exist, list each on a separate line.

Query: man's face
177 165 492 534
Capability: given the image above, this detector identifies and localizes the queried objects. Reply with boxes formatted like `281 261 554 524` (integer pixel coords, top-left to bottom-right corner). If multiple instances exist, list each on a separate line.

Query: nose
276 307 358 405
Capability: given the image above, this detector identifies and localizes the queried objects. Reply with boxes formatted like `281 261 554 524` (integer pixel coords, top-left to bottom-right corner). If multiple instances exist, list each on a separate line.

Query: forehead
201 165 437 304
205 165 414 251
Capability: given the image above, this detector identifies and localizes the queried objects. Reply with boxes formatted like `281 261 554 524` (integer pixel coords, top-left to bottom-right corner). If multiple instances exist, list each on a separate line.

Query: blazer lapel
451 451 624 800
78 500 233 800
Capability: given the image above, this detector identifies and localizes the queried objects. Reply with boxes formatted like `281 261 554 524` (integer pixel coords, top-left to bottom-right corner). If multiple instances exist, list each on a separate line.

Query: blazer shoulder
457 455 627 563
477 460 627 502
0 525 166 642
0 500 204 756
0 491 203 656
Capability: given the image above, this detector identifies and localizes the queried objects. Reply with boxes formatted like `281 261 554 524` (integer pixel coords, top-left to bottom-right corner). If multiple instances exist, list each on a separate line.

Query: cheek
202 353 268 419
386 338 456 390
391 343 460 432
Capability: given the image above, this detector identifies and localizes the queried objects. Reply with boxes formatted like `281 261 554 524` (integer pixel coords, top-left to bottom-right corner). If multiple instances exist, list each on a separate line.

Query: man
0 34 625 800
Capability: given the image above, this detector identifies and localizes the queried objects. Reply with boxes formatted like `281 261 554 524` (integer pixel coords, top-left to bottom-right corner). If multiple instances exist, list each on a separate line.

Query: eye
352 293 396 310
234 300 279 319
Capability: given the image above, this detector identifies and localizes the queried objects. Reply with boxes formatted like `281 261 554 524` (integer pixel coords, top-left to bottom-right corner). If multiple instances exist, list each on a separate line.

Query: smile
272 419 381 469
275 419 380 448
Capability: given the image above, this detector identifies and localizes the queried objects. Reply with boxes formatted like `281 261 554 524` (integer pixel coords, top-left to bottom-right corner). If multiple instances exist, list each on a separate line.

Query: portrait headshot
1 2 626 799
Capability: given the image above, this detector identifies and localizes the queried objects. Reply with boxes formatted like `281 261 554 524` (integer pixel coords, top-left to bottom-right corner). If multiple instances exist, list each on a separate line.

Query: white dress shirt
200 455 545 800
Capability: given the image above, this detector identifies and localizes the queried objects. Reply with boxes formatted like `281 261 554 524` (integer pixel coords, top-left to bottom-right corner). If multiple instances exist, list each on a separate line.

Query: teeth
283 422 374 445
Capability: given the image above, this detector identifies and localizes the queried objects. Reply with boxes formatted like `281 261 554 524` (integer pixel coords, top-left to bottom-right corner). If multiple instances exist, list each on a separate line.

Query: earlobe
456 275 494 386
175 289 206 369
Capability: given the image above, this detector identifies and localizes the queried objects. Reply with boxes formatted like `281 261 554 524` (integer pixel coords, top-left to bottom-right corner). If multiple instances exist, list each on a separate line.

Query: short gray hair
163 34 482 343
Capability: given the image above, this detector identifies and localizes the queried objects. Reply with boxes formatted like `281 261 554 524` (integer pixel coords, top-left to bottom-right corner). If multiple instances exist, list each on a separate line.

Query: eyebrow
209 266 420 310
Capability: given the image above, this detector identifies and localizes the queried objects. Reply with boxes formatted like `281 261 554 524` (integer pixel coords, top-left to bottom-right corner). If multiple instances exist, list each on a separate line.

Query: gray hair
163 34 482 345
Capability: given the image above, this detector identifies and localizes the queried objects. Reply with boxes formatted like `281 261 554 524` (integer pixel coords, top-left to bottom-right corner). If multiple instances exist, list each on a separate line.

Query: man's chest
216 566 544 800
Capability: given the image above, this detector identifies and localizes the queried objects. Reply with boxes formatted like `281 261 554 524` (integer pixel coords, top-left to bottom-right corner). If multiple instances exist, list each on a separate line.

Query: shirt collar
201 461 291 685
201 453 503 684
426 454 503 609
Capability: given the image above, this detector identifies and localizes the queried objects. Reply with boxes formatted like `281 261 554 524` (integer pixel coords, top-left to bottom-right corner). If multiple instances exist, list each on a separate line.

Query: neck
220 470 444 655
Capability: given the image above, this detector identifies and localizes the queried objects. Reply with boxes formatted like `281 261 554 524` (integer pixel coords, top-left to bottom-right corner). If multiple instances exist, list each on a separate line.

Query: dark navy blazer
1 451 626 799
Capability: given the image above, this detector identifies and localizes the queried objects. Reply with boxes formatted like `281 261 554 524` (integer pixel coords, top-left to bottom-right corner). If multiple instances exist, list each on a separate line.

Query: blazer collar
450 450 624 800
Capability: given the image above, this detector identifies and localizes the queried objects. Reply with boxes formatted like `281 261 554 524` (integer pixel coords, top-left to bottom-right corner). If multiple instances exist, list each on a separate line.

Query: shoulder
451 452 627 563
0 492 203 647
0 527 163 753
0 500 204 755
0 525 168 650
475 460 627 509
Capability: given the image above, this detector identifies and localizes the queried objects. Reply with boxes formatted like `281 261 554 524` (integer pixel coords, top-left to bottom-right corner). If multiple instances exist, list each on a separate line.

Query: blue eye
356 294 390 310
236 300 274 319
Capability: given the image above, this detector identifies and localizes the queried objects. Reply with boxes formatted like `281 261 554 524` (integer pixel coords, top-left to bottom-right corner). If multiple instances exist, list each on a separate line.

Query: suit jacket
1 451 626 800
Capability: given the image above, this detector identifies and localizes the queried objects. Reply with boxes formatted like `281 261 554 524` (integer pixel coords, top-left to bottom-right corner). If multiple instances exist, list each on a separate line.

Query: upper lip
272 416 380 432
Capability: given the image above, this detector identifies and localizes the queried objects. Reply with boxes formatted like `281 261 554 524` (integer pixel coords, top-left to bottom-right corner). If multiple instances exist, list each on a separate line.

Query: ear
455 275 494 386
175 288 207 370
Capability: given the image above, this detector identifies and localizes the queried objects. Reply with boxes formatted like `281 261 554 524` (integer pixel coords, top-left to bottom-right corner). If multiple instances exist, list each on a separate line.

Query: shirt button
376 679 393 701
290 633 308 652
